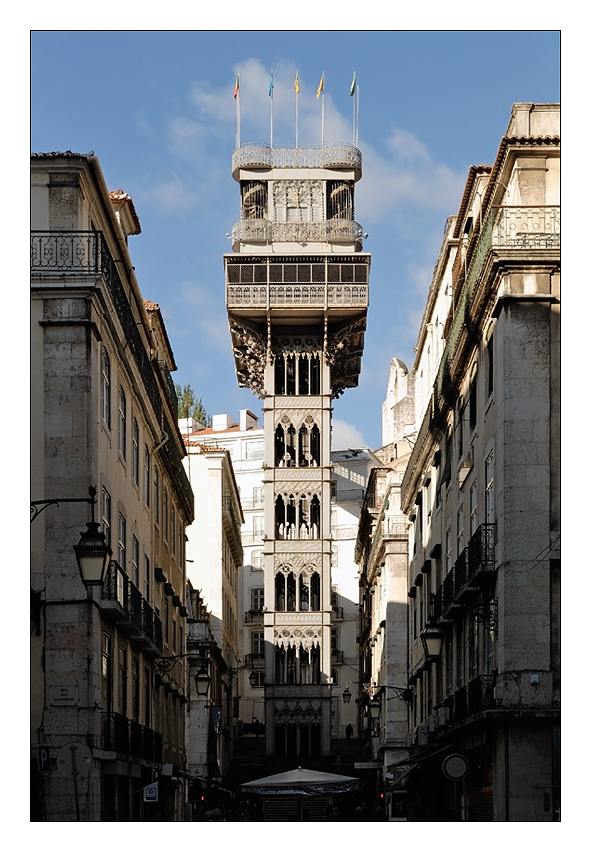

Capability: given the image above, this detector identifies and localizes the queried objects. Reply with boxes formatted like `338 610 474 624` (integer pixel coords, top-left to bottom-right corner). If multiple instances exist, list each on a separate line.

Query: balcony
331 649 344 664
442 674 496 725
232 143 362 179
231 218 363 248
102 712 163 763
101 561 163 654
226 258 369 313
244 610 264 624
434 205 560 416
331 488 365 503
467 524 496 585
245 653 265 668
331 605 344 620
31 231 194 519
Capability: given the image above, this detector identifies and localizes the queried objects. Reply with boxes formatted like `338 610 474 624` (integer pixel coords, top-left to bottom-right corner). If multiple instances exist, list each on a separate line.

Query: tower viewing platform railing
232 219 364 246
232 143 362 179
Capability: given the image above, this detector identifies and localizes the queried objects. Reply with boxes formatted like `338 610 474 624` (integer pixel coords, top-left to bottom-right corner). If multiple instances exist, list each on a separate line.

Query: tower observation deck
224 141 369 761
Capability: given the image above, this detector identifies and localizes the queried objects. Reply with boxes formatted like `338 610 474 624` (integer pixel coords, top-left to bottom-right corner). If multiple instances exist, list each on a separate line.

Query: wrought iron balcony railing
244 610 264 624
467 524 496 584
232 143 362 177
102 712 163 763
245 653 265 668
434 205 560 415
31 230 194 518
442 674 496 725
101 560 163 651
232 219 363 245
331 649 344 663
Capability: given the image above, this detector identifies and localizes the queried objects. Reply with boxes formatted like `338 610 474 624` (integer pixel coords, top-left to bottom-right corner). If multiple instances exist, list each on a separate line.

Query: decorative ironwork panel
232 143 362 173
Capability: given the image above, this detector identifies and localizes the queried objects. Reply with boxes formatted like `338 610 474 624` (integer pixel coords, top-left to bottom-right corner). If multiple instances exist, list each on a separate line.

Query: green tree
175 383 211 427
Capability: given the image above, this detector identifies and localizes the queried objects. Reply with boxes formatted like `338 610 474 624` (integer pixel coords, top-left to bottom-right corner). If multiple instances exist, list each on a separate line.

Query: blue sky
31 30 560 450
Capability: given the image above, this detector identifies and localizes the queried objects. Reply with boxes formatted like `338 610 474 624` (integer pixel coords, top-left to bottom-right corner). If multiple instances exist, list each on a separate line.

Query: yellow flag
316 74 324 98
295 73 300 94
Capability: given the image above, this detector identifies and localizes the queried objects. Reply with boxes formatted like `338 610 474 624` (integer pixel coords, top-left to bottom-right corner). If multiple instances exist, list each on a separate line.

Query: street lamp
342 687 352 704
421 623 445 660
73 519 111 587
194 664 211 697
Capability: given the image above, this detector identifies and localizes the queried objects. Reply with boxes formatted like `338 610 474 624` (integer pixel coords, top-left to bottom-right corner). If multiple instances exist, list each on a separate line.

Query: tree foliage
175 383 212 427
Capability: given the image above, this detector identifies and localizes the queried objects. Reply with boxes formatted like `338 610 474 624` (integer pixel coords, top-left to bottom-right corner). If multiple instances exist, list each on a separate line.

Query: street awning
239 767 360 797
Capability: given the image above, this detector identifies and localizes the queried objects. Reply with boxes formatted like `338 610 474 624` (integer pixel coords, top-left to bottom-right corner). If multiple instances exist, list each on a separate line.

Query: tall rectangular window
118 514 126 569
253 486 264 507
485 450 495 524
118 387 126 458
445 526 452 574
457 504 465 555
143 554 150 603
101 349 111 429
132 419 139 486
487 335 494 397
143 445 150 506
251 588 264 611
132 657 140 721
102 488 111 548
163 487 169 541
253 516 264 539
251 631 264 655
118 647 127 715
154 467 160 524
470 481 478 536
171 506 176 556
132 535 139 586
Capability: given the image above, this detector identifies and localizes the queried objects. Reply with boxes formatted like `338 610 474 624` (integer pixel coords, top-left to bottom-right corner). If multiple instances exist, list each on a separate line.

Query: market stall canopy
240 767 360 797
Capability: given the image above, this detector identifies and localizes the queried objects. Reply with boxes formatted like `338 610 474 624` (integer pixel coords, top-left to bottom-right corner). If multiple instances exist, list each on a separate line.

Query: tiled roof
109 188 142 235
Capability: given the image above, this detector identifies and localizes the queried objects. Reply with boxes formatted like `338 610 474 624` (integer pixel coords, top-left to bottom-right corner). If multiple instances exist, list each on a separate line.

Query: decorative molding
326 317 367 399
275 554 321 574
228 319 267 396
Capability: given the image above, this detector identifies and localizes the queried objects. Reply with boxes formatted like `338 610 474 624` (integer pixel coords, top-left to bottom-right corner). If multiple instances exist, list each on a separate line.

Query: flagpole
234 73 241 149
269 69 274 148
321 72 325 148
295 71 300 148
356 85 360 148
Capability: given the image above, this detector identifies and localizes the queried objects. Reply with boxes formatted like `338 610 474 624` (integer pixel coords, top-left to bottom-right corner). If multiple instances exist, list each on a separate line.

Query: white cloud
332 418 367 449
134 173 198 214
177 280 230 351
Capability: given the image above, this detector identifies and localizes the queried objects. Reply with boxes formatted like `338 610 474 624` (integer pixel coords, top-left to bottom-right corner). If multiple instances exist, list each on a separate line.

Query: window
102 633 112 714
118 646 127 715
118 514 126 569
154 467 160 524
487 334 494 397
470 481 478 536
101 349 111 428
132 657 140 721
118 387 126 458
251 550 264 571
469 380 477 431
163 487 169 540
457 504 464 555
102 488 111 548
251 588 264 611
251 631 264 656
143 445 150 506
253 516 264 539
132 419 139 486
171 506 176 556
132 535 139 586
331 547 338 567
250 671 265 688
485 450 495 524
246 441 264 460
331 627 339 652
252 486 264 508
445 526 452 575
143 554 150 603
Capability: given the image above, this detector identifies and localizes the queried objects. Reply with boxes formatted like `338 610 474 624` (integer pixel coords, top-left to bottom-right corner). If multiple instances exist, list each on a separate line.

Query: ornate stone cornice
228 319 267 396
327 317 367 398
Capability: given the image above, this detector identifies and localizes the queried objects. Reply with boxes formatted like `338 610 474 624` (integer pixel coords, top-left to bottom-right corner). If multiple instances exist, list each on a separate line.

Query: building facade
224 141 370 761
393 104 560 820
180 435 244 791
31 153 194 820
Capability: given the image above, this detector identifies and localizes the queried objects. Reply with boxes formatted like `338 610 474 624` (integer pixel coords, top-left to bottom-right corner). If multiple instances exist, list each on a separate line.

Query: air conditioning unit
416 725 428 746
437 706 450 726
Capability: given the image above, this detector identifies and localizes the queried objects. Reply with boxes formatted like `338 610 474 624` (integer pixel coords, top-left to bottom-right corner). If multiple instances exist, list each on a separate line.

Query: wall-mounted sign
50 685 78 706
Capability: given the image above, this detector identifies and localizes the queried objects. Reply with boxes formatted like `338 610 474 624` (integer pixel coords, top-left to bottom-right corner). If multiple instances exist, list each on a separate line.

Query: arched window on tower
286 573 296 612
275 424 285 467
310 495 321 539
275 573 286 611
299 575 309 611
310 572 321 611
310 424 321 466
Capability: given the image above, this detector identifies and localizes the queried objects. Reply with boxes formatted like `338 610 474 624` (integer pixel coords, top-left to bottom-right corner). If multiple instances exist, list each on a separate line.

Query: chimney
239 409 259 431
212 414 238 432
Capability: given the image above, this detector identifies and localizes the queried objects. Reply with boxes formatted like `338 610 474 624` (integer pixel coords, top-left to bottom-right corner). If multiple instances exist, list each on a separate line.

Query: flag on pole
234 73 240 99
349 71 357 96
295 73 300 94
268 71 274 96
316 74 325 98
